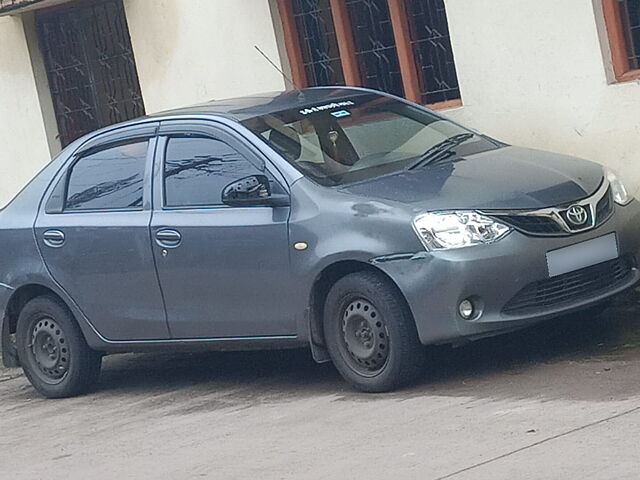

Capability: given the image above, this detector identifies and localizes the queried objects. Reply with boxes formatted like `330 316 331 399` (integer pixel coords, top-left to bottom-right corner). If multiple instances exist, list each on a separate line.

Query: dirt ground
2 291 640 479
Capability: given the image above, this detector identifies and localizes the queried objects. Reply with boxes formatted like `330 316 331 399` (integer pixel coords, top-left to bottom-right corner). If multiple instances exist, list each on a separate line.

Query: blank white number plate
546 233 619 277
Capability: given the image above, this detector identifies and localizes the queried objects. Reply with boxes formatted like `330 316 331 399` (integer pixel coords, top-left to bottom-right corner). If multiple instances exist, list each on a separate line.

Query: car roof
147 86 377 122
66 86 388 152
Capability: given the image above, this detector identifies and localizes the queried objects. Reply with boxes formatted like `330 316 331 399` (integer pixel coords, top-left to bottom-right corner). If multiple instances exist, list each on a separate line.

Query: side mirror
221 175 290 207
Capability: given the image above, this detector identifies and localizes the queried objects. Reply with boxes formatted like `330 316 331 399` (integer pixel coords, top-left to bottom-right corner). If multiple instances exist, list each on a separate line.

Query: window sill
614 69 640 83
427 99 463 110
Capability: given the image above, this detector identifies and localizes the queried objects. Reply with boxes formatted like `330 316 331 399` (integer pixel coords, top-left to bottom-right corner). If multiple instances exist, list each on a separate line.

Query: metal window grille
36 0 145 147
292 0 345 86
618 0 640 70
404 0 460 104
345 0 404 97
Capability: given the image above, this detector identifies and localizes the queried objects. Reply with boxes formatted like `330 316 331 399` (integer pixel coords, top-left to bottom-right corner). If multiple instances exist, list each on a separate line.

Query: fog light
459 299 474 319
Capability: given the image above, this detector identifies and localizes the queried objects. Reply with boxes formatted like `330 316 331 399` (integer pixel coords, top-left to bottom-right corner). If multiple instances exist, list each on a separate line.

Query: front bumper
376 200 640 345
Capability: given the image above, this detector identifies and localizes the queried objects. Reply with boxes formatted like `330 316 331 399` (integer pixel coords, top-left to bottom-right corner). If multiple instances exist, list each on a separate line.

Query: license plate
546 233 619 277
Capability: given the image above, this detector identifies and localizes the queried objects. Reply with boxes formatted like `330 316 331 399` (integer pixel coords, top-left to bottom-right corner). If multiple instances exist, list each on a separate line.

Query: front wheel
323 271 425 392
16 295 102 398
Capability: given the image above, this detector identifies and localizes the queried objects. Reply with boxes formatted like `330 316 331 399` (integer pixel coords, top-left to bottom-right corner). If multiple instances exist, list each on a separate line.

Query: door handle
155 229 182 248
43 229 65 248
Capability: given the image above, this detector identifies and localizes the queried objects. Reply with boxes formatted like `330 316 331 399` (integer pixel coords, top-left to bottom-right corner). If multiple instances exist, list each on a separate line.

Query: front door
150 122 295 339
35 130 169 341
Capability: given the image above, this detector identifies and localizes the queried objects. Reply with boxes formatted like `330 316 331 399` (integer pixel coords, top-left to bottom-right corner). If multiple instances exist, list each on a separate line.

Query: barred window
292 0 345 86
277 0 461 108
405 0 460 104
620 0 640 69
346 0 404 97
602 0 640 82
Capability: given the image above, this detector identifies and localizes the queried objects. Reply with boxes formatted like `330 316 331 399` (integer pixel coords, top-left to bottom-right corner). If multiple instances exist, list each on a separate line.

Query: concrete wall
0 14 52 208
123 0 287 114
443 0 640 196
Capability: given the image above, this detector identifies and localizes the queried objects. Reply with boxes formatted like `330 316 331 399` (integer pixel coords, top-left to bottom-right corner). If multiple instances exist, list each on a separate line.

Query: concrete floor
2 293 640 479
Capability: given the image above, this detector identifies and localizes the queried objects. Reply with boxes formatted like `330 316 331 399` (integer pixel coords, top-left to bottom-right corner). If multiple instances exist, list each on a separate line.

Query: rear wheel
323 271 425 392
16 295 102 398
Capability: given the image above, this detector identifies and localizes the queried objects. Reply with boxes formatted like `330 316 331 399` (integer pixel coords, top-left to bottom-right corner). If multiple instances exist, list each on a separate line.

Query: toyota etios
1 87 639 397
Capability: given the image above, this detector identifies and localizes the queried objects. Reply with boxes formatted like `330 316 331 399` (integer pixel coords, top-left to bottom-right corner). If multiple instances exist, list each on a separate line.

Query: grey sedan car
1 87 639 398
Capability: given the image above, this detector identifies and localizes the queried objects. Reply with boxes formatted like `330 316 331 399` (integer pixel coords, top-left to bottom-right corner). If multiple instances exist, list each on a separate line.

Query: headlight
605 167 632 205
413 211 511 250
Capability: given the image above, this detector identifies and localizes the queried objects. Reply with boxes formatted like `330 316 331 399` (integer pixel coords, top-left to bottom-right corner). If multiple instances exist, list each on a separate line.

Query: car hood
338 146 604 211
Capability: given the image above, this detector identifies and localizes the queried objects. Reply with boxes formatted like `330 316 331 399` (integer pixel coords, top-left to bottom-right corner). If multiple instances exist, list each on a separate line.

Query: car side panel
0 211 51 367
0 152 66 354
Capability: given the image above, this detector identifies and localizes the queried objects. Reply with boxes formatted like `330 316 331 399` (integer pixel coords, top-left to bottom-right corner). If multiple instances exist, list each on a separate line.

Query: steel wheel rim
339 298 389 377
30 317 69 384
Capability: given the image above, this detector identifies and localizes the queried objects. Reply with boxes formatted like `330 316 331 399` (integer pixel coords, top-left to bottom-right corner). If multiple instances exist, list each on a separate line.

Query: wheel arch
2 284 71 367
307 260 415 361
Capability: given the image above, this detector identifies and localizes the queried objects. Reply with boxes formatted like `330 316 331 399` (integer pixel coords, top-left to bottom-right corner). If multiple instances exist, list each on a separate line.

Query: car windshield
242 94 501 186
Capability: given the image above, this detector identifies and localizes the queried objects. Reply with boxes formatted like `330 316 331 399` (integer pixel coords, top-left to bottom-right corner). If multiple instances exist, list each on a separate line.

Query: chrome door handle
155 229 182 248
43 230 65 248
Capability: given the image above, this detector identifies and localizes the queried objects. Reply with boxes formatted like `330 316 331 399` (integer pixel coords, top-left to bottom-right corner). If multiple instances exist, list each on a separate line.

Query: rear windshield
242 94 501 186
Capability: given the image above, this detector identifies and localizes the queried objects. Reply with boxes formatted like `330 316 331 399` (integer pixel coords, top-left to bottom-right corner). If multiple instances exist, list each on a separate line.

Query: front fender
287 181 424 341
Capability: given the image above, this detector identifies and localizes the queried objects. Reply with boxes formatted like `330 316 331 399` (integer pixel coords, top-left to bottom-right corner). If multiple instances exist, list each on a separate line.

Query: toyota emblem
566 205 588 226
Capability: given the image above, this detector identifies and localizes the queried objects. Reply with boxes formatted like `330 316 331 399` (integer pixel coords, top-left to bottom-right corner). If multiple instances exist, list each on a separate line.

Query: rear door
150 120 295 339
35 124 170 341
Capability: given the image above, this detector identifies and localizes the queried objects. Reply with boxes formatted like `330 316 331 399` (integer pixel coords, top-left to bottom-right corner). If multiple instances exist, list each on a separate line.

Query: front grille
491 186 614 237
495 215 564 235
595 187 614 226
502 256 634 315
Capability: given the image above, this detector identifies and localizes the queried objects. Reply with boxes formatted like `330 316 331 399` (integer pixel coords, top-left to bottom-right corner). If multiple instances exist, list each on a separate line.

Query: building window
36 0 145 147
346 0 404 97
405 0 460 104
292 0 345 86
602 0 640 82
277 0 461 108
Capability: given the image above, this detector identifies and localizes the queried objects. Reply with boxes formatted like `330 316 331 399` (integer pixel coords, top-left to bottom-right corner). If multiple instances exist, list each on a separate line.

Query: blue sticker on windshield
331 110 351 118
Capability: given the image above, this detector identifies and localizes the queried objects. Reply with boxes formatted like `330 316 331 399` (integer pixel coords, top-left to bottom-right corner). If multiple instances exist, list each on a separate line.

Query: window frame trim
602 0 640 82
329 0 360 86
388 0 422 103
276 0 309 88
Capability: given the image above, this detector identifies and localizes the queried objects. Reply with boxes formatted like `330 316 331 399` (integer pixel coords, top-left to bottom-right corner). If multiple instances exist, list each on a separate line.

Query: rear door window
65 140 148 211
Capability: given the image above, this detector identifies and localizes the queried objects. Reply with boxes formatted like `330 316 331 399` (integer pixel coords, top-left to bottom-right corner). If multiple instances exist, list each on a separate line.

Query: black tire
16 295 102 398
323 271 425 392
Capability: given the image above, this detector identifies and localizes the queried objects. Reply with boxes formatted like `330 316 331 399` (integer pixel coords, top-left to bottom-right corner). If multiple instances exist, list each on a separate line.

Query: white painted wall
123 0 287 114
443 0 640 196
0 15 51 208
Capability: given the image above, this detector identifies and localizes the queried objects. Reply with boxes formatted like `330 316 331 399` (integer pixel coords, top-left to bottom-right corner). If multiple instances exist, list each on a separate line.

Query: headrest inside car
268 127 302 162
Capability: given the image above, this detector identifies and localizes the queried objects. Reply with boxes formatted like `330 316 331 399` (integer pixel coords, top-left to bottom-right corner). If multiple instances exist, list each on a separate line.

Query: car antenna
254 45 305 100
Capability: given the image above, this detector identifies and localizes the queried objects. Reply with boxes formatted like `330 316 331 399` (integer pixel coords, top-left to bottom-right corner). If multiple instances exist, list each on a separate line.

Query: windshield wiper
407 133 474 170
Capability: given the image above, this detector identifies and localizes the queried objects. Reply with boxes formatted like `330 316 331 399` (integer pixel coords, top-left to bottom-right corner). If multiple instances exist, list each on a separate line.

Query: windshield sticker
331 110 351 118
299 100 355 116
